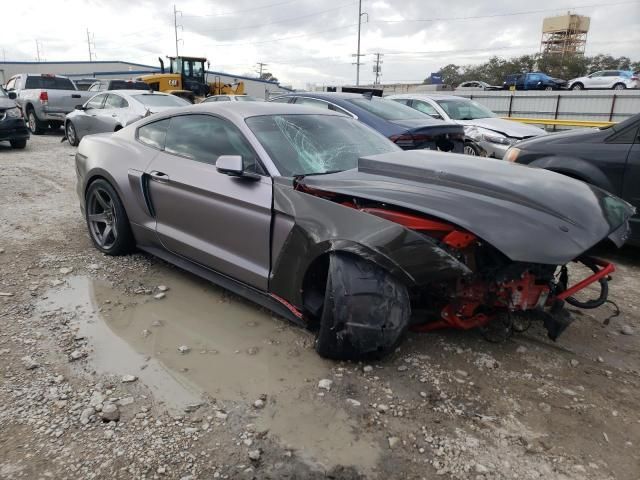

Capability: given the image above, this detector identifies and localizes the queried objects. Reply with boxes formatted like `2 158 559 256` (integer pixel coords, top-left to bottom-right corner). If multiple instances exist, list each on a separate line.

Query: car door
585 71 604 88
602 71 621 88
75 93 107 137
144 113 272 290
100 94 128 130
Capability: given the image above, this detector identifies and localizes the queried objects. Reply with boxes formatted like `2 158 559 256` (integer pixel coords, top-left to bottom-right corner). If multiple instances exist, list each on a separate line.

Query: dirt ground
1 133 639 480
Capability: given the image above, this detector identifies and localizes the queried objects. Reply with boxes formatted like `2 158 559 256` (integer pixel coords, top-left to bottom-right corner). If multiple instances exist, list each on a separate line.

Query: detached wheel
315 253 410 360
10 139 27 149
27 109 45 134
66 121 79 146
85 179 134 255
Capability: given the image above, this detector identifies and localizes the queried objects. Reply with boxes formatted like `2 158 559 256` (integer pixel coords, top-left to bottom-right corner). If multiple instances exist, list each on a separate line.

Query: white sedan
568 70 639 90
64 90 190 146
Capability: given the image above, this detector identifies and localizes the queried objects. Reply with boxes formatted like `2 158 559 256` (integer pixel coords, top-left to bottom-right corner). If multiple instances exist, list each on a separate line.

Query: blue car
503 72 567 91
270 92 465 153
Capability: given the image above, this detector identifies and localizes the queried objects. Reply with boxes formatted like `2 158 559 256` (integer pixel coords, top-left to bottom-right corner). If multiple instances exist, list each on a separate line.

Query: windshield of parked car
246 114 399 176
133 94 190 107
435 99 496 120
348 97 428 120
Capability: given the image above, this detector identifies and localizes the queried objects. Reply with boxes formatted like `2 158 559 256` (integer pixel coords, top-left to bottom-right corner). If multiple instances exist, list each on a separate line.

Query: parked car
503 72 566 91
387 94 546 158
270 92 465 153
87 79 152 93
201 95 263 103
0 87 29 149
4 73 93 134
568 70 639 90
455 81 501 91
74 102 633 358
64 90 189 146
504 112 640 244
73 78 100 91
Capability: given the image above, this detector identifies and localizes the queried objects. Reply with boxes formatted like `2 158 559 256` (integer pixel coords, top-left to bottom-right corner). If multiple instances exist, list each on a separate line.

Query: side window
204 97 218 102
603 71 618 77
590 71 603 78
165 114 264 174
392 98 410 105
607 125 639 144
5 77 17 91
105 94 129 109
217 96 230 101
138 118 171 150
86 94 107 109
414 100 441 118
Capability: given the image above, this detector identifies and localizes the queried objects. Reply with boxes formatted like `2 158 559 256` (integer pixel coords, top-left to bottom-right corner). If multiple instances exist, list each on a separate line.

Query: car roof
101 90 166 95
138 101 347 125
279 92 368 100
386 93 467 101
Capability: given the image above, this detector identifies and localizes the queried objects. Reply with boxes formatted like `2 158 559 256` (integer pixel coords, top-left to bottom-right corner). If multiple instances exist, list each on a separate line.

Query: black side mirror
75 104 85 111
216 155 260 180
8 91 16 100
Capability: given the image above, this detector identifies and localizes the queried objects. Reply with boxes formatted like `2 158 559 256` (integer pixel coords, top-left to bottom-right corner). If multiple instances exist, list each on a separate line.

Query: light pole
352 0 368 86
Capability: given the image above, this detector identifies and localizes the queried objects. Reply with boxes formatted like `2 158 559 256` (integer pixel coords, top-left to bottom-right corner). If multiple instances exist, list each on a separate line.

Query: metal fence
451 90 640 124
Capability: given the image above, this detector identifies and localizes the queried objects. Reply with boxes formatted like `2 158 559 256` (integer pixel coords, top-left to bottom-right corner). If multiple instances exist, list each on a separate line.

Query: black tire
66 121 79 146
544 86 554 91
613 83 626 90
9 139 27 149
26 108 45 135
570 83 583 90
85 179 135 255
315 253 411 360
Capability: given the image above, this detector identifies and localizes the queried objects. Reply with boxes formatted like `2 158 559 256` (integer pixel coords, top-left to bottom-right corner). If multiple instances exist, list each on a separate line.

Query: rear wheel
10 139 27 149
315 253 411 360
66 121 79 146
85 179 134 255
613 83 626 90
27 109 45 135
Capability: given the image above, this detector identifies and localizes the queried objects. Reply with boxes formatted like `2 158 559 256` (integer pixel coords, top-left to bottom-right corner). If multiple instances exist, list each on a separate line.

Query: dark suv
0 88 29 149
503 72 566 91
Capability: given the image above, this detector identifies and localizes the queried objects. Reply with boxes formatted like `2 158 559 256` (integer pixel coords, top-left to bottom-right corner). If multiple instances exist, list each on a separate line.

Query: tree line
426 54 640 86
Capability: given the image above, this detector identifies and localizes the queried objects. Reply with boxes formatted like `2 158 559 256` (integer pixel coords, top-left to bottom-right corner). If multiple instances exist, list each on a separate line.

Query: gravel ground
1 134 639 480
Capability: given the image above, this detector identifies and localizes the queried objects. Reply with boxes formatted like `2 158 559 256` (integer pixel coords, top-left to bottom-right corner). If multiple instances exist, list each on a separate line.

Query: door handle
72 94 81 98
149 170 169 183
111 114 117 117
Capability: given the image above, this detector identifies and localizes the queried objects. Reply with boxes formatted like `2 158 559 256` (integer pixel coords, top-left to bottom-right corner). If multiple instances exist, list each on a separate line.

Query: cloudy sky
1 0 638 87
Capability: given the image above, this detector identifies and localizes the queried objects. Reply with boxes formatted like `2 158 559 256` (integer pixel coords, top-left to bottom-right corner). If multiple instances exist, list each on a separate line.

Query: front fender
528 155 614 192
269 180 471 307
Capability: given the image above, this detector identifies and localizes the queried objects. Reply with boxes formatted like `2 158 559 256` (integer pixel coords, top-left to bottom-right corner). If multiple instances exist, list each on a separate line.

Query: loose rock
388 436 400 449
620 324 634 335
101 403 120 422
121 374 138 383
318 379 333 390
22 355 39 370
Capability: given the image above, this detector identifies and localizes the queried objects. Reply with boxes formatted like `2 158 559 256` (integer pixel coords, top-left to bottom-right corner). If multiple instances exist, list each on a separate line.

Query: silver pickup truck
4 74 93 134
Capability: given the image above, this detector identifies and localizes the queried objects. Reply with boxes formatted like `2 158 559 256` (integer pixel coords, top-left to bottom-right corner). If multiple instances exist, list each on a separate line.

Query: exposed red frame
555 257 615 301
270 293 304 320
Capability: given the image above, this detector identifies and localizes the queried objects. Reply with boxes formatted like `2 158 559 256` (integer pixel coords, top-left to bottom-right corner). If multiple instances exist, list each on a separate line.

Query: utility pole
35 40 42 62
173 4 183 57
256 62 268 78
372 52 383 85
86 29 95 62
352 0 367 86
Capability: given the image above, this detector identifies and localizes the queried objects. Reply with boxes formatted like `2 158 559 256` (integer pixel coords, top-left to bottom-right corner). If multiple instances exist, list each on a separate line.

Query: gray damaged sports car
75 102 634 359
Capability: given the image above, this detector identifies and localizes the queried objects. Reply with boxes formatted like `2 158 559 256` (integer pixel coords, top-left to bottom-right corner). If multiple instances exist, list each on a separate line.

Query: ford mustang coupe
75 103 634 359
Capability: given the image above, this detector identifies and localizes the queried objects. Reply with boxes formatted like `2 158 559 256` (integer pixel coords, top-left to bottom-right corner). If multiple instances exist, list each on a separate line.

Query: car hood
299 150 634 265
0 97 17 109
390 118 462 130
457 118 545 139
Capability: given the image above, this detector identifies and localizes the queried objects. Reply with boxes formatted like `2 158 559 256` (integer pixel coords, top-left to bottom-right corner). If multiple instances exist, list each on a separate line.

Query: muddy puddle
38 269 381 472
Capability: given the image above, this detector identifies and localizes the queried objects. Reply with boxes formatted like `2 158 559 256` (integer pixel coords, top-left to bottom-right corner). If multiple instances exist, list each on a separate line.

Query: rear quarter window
137 118 171 150
25 76 76 90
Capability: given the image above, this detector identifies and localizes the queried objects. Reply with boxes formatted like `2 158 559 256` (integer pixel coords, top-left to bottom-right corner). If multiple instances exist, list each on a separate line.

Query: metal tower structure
540 13 590 58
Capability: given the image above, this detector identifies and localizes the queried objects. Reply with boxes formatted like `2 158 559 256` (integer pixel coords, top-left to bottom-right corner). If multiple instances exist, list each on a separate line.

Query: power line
372 52 383 85
183 1 357 32
369 0 639 25
182 0 303 18
211 23 359 47
256 62 268 77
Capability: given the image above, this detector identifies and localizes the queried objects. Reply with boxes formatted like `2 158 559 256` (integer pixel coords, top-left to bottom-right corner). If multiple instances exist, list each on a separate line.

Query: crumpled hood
458 117 546 139
300 150 634 265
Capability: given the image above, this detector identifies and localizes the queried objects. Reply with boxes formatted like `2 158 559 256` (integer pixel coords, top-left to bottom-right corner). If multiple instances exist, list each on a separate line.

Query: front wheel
315 253 411 360
85 179 135 255
463 143 481 156
66 121 79 146
570 83 583 90
613 83 626 90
